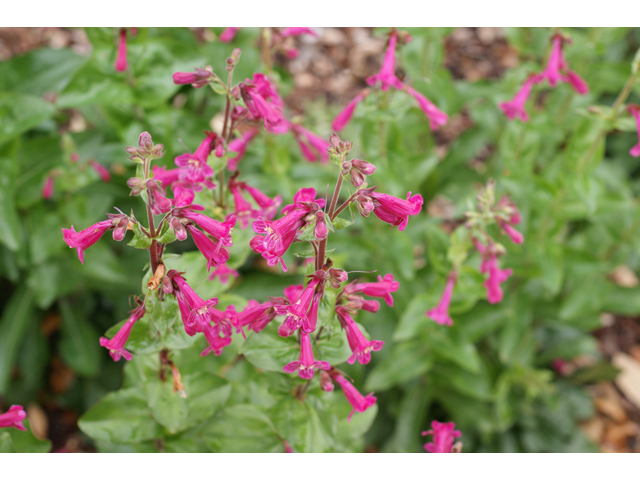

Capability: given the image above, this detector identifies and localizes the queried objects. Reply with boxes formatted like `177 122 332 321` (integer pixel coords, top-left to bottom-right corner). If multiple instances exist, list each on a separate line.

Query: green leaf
144 377 188 434
58 299 101 377
79 388 162 444
0 157 21 251
365 341 433 391
270 396 335 453
201 404 283 452
183 372 231 429
4 420 51 453
332 217 353 230
128 222 153 249
239 324 299 372
0 93 56 146
0 286 35 393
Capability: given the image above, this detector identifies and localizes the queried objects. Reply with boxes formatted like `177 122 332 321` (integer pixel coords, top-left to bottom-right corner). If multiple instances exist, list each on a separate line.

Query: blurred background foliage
1 27 640 452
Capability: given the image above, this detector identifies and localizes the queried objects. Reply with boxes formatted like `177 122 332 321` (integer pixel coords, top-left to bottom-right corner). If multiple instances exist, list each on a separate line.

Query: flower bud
162 276 173 294
278 321 295 338
112 217 130 242
341 160 352 176
139 132 153 152
352 159 375 175
320 370 334 392
314 211 329 241
171 217 187 241
151 144 165 158
127 177 143 188
125 146 138 156
329 268 348 283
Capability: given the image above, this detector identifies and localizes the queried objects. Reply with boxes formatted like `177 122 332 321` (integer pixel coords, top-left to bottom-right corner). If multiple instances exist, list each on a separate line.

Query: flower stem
316 172 344 270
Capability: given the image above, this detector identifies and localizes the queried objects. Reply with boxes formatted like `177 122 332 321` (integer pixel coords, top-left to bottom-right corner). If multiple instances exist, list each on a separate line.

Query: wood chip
612 352 640 409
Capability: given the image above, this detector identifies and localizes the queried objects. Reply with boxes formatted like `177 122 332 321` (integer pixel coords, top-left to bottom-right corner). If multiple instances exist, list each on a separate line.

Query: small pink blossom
230 184 257 229
172 67 213 89
320 371 334 392
366 33 403 91
181 210 235 247
329 370 377 422
227 129 259 171
425 272 456 327
219 27 240 43
0 405 26 431
274 278 320 333
185 225 230 271
280 27 317 38
333 91 368 131
345 273 399 307
89 160 111 182
283 332 330 379
482 254 513 304
422 421 461 453
99 304 145 362
202 322 232 357
151 166 181 189
62 220 113 264
629 106 640 157
241 183 282 221
169 270 219 333
500 222 524 244
42 176 54 199
208 265 239 284
291 125 330 164
539 34 589 95
114 29 128 72
370 191 423 231
336 306 384 365
499 75 539 122
405 86 449 130
174 132 217 191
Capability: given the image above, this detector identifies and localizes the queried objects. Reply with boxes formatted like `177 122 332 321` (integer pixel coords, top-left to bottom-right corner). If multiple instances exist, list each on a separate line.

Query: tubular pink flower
629 106 640 157
42 176 54 199
371 191 423 231
241 183 282 221
497 196 522 225
227 128 259 171
114 29 128 72
320 371 334 392
283 332 330 379
292 125 329 163
181 210 235 247
89 160 111 182
422 421 462 453
146 180 173 215
0 405 27 431
99 304 145 361
500 222 524 244
336 307 384 365
230 184 257 229
284 284 304 304
175 290 200 336
62 220 113 264
565 70 589 94
151 166 181 189
202 323 232 357
275 278 320 333
242 86 283 127
425 272 456 327
208 265 239 284
280 27 317 38
499 75 539 122
482 255 513 304
366 33 403 91
405 86 449 130
219 27 240 43
174 132 216 191
346 273 399 307
172 67 213 89
540 34 589 94
333 92 367 131
281 187 325 214
240 298 285 332
361 299 380 313
170 271 219 332
330 371 377 422
314 211 329 241
185 225 230 271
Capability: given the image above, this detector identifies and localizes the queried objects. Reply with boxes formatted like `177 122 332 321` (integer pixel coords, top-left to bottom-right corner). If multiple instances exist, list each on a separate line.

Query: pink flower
332 91 368 131
99 304 145 361
629 106 640 157
314 211 329 241
172 67 213 89
405 86 449 130
169 270 219 332
565 70 589 94
482 254 512 304
345 273 399 307
283 332 330 379
497 196 522 225
146 180 172 215
114 29 128 72
422 421 462 453
539 34 589 94
336 307 384 365
499 222 524 244
227 128 259 171
291 125 330 163
174 132 216 191
241 183 282 221
42 176 54 199
274 278 320 333
181 210 235 247
280 27 317 38
240 83 283 128
0 405 26 431
202 322 232 356
151 166 181 189
239 298 285 333
329 371 377 422
499 75 539 122
371 191 423 231
89 160 111 182
62 220 113 264
208 265 239 284
366 33 403 91
425 272 456 327
219 27 240 43
185 225 230 271
230 184 257 229
320 371 334 392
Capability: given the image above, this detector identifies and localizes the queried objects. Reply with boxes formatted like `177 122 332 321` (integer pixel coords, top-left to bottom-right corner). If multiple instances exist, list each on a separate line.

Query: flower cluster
333 29 448 132
500 32 589 122
426 182 522 326
219 27 317 59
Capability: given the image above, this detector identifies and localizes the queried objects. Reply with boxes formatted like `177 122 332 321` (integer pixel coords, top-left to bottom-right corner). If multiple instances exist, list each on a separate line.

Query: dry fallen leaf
608 265 639 287
612 352 640 409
